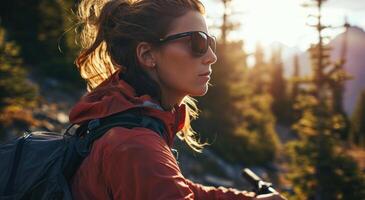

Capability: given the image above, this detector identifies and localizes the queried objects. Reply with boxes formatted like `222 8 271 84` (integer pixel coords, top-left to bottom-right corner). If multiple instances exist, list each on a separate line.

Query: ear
136 42 157 70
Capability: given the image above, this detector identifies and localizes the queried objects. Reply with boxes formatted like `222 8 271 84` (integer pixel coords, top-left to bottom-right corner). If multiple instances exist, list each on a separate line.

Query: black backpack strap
76 110 168 157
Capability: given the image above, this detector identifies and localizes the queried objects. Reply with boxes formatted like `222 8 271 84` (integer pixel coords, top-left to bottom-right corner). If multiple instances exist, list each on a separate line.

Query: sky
201 0 365 53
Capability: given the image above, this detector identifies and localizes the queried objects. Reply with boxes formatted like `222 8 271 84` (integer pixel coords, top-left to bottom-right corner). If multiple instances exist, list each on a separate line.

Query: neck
159 86 185 111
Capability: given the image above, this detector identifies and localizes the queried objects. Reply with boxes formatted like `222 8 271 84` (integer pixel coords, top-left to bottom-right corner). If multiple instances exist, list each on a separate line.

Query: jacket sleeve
185 178 255 200
103 129 255 200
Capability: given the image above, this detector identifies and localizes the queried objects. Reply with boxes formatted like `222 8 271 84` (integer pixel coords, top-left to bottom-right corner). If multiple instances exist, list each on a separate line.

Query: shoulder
100 127 181 175
95 126 170 159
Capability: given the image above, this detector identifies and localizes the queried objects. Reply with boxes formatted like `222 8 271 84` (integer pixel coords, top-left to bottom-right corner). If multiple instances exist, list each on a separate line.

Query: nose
202 46 217 65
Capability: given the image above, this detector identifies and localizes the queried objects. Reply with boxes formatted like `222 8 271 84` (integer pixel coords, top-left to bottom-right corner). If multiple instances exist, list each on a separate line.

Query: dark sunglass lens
192 32 208 56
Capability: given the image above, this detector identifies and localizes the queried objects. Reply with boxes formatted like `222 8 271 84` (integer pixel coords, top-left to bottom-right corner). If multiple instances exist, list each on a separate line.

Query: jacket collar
69 69 186 147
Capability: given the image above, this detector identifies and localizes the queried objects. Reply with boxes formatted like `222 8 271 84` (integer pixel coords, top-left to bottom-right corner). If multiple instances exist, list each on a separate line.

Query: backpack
0 109 168 200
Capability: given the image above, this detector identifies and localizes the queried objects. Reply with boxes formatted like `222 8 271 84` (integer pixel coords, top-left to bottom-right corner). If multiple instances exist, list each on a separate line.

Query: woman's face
154 11 217 99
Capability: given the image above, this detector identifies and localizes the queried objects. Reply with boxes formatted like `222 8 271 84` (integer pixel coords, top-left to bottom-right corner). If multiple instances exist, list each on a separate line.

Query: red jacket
69 69 254 200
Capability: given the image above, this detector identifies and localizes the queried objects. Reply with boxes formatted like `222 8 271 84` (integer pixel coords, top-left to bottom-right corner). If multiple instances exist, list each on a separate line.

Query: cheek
159 45 196 87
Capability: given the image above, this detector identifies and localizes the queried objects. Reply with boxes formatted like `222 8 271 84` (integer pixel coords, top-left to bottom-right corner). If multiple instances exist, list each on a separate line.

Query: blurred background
1 0 365 199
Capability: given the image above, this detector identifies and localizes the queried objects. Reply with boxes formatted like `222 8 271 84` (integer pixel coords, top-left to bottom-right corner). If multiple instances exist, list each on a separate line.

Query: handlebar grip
241 168 278 195
241 168 262 186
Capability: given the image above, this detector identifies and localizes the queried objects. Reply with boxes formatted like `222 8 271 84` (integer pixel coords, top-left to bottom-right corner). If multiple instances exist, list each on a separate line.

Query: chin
189 85 209 97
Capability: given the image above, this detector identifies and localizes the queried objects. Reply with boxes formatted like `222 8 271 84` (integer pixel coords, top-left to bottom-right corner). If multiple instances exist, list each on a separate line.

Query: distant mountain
282 26 365 115
330 26 365 115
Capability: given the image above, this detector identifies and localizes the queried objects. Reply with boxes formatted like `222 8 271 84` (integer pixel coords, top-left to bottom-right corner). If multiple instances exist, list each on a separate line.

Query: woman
69 0 286 199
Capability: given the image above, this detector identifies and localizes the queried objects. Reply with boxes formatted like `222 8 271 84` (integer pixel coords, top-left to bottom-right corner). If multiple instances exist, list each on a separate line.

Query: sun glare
202 0 357 52
234 0 311 52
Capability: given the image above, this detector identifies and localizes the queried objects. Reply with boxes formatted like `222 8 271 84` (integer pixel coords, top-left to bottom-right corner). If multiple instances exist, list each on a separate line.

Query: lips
199 71 211 76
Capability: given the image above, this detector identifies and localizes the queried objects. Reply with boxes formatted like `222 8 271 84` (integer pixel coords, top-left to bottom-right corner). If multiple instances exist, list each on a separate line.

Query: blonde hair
75 0 208 152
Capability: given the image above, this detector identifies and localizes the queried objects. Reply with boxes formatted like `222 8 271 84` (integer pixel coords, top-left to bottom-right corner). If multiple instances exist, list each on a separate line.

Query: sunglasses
158 31 216 57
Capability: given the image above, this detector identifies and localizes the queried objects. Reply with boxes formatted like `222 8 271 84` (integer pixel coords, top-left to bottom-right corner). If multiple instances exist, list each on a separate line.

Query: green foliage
0 0 83 87
285 12 365 196
0 27 39 136
0 27 38 110
194 41 243 162
269 47 290 124
286 55 302 125
36 0 82 83
350 91 365 147
233 92 280 165
286 137 365 199
286 90 365 199
195 41 280 166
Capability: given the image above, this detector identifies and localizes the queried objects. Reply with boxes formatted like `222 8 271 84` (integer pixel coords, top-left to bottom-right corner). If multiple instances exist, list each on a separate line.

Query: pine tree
269 46 289 124
349 91 365 147
0 26 39 140
195 39 280 165
194 0 279 166
232 66 281 165
251 42 270 94
287 94 365 199
0 0 82 86
289 54 301 124
291 55 300 100
285 1 365 199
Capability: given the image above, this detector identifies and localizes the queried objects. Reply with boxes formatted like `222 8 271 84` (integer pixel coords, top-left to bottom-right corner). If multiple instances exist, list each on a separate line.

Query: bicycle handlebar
241 168 278 195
